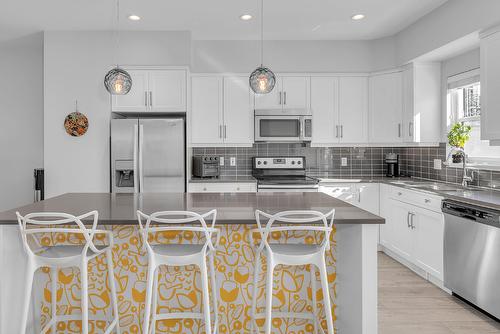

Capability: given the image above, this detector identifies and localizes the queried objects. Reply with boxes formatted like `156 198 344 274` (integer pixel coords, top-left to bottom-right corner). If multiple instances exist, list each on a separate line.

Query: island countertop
0 192 385 225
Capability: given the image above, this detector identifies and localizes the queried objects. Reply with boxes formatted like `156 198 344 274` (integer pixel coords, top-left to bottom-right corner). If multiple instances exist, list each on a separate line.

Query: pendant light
104 0 132 95
249 0 275 94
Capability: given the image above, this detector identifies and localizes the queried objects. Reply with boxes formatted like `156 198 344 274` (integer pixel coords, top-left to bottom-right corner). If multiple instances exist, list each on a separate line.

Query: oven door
258 184 319 192
255 116 302 142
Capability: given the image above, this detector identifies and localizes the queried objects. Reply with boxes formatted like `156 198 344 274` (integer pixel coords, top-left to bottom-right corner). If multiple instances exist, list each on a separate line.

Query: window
447 69 500 165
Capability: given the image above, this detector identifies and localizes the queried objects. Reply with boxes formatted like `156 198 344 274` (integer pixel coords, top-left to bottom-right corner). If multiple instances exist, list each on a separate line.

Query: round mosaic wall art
64 111 89 137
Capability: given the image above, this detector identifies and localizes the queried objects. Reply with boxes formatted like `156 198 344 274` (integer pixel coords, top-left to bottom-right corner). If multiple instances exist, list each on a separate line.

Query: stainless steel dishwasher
442 199 500 319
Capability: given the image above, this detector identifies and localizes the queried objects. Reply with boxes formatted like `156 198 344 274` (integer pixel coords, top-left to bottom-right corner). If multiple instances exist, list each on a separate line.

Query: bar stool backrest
254 209 335 252
16 211 100 255
136 210 218 252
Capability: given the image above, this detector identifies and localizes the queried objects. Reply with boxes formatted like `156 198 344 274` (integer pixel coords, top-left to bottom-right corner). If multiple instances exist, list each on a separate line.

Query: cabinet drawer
389 186 442 212
188 182 257 193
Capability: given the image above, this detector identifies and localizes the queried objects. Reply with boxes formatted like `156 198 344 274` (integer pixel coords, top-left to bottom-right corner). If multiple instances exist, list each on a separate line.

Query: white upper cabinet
149 70 187 112
369 71 403 143
311 77 339 144
402 63 441 143
311 76 368 145
281 76 310 109
111 70 149 112
112 69 187 113
191 75 253 146
480 27 500 140
339 77 368 143
191 76 224 145
254 77 282 110
223 76 254 145
254 76 309 110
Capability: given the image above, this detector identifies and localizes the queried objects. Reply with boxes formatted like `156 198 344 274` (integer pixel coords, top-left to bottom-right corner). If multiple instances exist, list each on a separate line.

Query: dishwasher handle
442 200 500 228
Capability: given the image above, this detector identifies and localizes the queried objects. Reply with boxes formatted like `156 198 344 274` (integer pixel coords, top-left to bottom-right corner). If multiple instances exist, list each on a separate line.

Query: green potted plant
447 122 472 163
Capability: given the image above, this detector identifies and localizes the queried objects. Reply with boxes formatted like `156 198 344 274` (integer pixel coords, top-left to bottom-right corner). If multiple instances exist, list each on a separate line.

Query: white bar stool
16 211 120 334
137 210 219 334
250 209 336 334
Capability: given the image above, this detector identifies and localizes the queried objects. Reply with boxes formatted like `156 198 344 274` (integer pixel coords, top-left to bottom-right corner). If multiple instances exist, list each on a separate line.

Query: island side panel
3 224 338 334
336 224 378 334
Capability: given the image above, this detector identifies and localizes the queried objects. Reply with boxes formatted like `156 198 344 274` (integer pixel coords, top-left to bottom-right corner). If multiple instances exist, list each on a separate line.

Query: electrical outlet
433 159 442 170
230 157 236 166
219 157 224 166
341 157 348 167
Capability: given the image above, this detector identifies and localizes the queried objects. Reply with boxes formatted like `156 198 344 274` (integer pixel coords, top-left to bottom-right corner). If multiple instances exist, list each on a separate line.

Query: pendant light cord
260 0 264 66
114 0 120 67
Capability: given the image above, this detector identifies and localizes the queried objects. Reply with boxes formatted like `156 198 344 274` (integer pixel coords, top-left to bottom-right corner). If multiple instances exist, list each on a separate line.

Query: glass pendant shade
104 67 132 95
249 66 276 94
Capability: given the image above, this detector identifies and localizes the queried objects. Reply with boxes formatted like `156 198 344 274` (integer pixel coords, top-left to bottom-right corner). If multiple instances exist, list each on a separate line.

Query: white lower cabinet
320 183 379 215
188 182 257 193
381 186 444 281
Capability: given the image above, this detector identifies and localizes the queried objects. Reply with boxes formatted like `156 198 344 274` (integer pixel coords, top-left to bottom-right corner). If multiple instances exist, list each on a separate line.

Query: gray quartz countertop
189 176 257 183
0 192 384 225
316 175 500 211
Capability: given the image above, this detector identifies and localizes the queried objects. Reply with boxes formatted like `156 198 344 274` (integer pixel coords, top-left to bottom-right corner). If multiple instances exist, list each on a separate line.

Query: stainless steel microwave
255 110 312 142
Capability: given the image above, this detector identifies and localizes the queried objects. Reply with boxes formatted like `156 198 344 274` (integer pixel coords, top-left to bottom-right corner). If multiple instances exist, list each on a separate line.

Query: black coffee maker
385 153 399 177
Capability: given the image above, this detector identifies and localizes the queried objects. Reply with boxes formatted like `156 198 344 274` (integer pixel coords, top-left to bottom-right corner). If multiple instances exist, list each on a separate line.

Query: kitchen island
0 192 384 334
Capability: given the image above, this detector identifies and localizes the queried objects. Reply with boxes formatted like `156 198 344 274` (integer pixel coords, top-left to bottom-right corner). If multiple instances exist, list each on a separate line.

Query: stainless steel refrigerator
111 118 185 193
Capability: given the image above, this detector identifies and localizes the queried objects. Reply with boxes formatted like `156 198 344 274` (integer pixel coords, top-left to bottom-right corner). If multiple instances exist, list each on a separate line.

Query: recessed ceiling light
240 14 253 21
351 14 365 21
128 15 141 21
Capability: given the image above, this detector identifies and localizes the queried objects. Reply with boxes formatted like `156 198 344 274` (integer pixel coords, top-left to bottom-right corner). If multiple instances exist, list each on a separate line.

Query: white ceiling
1 0 448 42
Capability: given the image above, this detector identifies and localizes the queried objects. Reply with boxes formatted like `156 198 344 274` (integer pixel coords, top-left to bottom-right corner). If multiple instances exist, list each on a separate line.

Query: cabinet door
339 77 368 143
223 76 253 145
191 77 223 145
389 200 413 261
481 33 500 140
379 184 392 247
311 77 338 144
282 77 310 110
412 208 444 280
149 70 187 112
254 77 282 110
402 67 415 142
112 70 149 112
368 72 403 143
356 183 379 215
320 184 356 204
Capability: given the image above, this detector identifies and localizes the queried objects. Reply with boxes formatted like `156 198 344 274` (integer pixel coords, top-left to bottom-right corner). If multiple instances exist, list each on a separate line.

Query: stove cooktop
255 176 319 186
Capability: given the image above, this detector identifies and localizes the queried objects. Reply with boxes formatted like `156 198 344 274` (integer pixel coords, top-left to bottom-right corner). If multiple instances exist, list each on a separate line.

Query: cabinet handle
358 189 361 203
219 125 222 138
149 91 153 107
279 92 282 105
224 125 227 139
236 187 240 191
341 125 344 138
336 125 339 138
203 187 207 191
397 192 402 196
407 212 411 228
409 122 413 137
424 199 431 203
410 213 416 229
284 91 287 105
398 123 402 138
144 92 148 107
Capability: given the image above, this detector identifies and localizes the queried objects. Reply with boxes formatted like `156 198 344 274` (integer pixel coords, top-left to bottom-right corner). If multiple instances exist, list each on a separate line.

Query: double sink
389 180 486 196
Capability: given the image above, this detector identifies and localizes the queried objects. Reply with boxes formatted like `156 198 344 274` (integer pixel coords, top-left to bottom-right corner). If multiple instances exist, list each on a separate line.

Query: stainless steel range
252 156 319 192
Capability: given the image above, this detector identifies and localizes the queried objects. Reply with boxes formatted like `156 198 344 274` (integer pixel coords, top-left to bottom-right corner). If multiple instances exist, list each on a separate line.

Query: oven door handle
258 184 319 189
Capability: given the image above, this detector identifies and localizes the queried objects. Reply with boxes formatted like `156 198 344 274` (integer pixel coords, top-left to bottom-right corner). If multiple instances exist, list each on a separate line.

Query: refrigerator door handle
133 124 139 193
139 124 144 193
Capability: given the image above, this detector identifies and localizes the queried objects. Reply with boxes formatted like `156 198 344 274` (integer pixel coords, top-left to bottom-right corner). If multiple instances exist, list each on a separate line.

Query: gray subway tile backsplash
191 142 500 188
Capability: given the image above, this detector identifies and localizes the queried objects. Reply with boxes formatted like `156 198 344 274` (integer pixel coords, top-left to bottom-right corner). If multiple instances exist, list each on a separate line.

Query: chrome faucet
446 147 473 187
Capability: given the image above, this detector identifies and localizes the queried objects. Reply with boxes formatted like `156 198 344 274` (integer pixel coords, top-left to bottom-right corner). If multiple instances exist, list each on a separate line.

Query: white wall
43 31 190 198
396 0 500 64
440 48 480 141
191 38 397 73
0 33 44 211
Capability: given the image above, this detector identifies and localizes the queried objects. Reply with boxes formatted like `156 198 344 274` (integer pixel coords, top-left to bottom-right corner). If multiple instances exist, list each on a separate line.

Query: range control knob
291 161 295 165
263 161 268 165
257 161 262 165
297 160 302 165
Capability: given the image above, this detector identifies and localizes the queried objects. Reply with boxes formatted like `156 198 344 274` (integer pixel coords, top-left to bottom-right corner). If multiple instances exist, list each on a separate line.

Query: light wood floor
378 252 500 334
